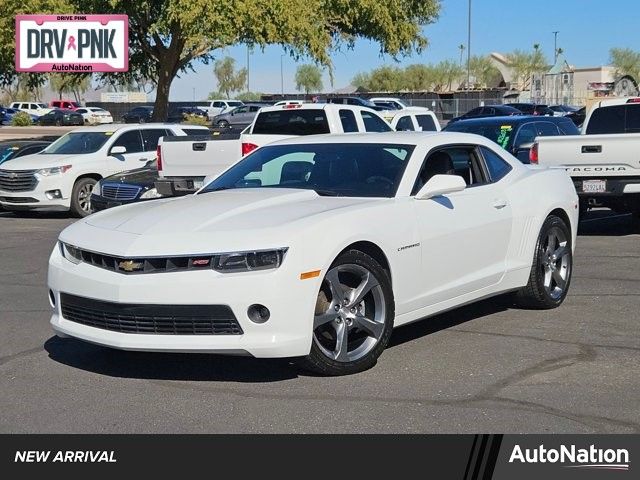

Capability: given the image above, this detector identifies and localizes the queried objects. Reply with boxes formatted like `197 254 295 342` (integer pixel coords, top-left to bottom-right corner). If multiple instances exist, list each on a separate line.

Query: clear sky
170 0 640 100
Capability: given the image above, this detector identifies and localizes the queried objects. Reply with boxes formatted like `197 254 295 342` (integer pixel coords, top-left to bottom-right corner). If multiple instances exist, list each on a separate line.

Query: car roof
63 123 209 133
592 97 640 107
265 131 492 147
446 115 571 127
257 103 378 114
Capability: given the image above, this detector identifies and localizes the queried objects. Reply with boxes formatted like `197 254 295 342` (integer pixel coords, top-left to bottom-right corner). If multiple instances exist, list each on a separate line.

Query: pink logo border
15 14 129 72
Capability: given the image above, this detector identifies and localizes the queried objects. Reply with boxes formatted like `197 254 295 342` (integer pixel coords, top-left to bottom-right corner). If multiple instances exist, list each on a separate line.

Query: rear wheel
300 249 394 376
515 215 573 309
69 178 97 218
55 119 62 126
217 120 229 128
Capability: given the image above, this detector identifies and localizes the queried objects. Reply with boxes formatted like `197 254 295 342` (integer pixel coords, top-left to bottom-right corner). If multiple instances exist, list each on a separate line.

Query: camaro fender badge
118 259 144 272
397 243 420 252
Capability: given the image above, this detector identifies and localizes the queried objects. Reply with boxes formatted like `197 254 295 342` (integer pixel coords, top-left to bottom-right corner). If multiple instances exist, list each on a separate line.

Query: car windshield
252 109 330 135
228 101 243 107
201 143 415 198
41 132 111 154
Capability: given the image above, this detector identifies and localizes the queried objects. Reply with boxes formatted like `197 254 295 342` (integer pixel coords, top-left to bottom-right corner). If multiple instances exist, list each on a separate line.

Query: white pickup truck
155 103 393 196
199 99 244 119
533 97 640 217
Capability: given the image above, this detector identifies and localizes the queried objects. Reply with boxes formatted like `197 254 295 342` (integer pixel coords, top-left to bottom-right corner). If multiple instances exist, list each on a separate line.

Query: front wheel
514 215 573 309
69 178 97 218
300 249 395 376
217 120 229 128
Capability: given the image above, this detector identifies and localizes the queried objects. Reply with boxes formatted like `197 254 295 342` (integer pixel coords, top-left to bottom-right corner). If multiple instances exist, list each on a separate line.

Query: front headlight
213 248 287 272
91 181 101 196
139 187 162 199
37 165 72 176
59 242 83 264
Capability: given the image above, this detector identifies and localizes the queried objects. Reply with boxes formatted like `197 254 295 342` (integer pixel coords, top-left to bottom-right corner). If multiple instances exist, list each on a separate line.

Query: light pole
280 54 285 97
246 45 250 92
553 31 559 62
466 0 471 90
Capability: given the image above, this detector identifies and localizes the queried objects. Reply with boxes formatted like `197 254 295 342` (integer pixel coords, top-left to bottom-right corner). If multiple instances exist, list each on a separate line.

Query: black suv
508 103 555 116
449 105 523 123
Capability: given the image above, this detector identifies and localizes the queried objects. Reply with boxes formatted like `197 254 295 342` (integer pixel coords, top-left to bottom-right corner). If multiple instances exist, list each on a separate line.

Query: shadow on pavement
578 210 639 236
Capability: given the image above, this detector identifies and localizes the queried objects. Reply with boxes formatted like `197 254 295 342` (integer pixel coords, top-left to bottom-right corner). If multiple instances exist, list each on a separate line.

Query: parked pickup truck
155 103 393 196
532 97 640 217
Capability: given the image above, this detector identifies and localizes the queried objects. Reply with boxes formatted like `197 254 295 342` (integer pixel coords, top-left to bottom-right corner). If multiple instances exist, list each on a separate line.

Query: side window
20 103 29 109
213 101 223 108
625 104 640 133
586 105 625 134
416 114 438 131
76 109 86 114
234 106 247 114
395 115 415 131
250 106 261 112
242 152 315 187
480 147 512 182
141 129 171 152
536 122 561 136
360 111 392 132
30 104 38 110
111 130 144 153
484 107 495 115
467 107 482 116
339 109 358 133
412 147 487 195
514 124 537 147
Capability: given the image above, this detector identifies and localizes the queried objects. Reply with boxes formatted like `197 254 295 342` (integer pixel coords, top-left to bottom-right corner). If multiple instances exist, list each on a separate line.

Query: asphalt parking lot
0 209 638 433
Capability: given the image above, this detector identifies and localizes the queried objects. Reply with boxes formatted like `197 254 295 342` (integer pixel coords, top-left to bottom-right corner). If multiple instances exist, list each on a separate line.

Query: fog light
48 289 56 308
45 189 62 200
247 304 270 324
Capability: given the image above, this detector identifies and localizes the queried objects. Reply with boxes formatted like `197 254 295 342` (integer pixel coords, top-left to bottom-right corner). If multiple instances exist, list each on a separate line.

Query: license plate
193 180 204 189
582 179 606 193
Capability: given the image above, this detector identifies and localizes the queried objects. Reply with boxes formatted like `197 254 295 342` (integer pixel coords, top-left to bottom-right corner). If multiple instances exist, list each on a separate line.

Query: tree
295 64 323 94
609 48 640 83
214 57 247 99
1 0 441 120
468 55 500 88
235 91 262 102
402 64 435 91
506 45 548 90
432 60 464 92
367 66 403 91
351 72 372 90
49 73 91 102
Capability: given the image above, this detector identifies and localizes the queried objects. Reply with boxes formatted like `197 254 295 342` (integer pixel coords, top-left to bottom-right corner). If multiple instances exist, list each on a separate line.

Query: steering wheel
365 176 394 188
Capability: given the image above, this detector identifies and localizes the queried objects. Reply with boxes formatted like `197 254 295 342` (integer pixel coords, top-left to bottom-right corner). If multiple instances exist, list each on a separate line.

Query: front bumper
0 174 71 211
48 246 320 357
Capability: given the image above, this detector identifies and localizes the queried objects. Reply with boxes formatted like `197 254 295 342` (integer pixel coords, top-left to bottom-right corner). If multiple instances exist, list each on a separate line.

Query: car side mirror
110 146 127 155
415 174 466 200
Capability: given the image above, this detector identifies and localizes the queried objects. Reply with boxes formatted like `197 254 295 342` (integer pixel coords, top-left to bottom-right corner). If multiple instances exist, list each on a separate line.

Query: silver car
212 103 264 128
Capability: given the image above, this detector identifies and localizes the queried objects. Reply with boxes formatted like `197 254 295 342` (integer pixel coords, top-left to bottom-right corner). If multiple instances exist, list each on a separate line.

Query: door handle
493 199 508 209
138 157 148 161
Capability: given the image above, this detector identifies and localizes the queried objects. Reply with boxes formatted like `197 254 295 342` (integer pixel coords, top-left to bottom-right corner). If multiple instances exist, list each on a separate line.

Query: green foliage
468 55 500 88
506 45 548 88
367 66 404 92
2 0 441 120
401 64 435 91
351 72 372 90
295 64 323 94
609 48 640 82
431 60 464 92
11 111 33 126
235 91 263 102
214 57 247 98
48 73 91 102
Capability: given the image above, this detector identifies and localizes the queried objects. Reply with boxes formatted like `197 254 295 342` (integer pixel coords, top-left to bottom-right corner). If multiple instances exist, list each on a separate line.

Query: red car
50 100 83 111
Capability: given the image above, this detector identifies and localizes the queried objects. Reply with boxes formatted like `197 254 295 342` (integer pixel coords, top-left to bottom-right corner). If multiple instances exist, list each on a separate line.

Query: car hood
102 166 158 186
0 153 79 170
62 189 382 256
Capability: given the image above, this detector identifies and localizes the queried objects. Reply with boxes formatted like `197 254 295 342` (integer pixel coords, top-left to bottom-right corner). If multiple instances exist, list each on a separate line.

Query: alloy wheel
313 264 386 362
77 184 93 213
540 226 571 300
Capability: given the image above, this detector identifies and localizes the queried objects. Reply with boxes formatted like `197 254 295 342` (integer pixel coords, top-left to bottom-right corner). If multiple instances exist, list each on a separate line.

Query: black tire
299 249 395 376
55 119 62 126
69 177 97 218
217 120 229 128
514 215 573 309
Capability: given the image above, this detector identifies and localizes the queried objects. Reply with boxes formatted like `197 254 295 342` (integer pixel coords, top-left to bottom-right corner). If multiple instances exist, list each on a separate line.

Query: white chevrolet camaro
48 132 579 375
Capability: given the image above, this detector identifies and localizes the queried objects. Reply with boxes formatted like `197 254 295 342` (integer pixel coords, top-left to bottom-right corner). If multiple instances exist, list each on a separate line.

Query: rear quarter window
252 110 330 135
416 114 437 131
586 105 626 134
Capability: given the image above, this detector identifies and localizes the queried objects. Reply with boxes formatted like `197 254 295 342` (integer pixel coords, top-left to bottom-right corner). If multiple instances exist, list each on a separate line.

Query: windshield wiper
313 189 340 197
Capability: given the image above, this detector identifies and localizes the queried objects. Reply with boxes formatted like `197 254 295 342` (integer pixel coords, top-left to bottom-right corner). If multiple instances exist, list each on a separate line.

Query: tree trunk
152 52 180 121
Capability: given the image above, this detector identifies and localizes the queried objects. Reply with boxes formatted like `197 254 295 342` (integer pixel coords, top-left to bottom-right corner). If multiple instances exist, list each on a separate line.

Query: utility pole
458 44 465 66
466 0 471 90
280 54 284 96
553 31 559 62
246 45 250 92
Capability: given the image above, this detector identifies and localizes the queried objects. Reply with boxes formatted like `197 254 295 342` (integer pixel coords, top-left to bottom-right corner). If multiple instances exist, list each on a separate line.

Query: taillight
626 97 640 103
242 142 258 156
156 145 162 171
283 104 302 109
529 142 539 164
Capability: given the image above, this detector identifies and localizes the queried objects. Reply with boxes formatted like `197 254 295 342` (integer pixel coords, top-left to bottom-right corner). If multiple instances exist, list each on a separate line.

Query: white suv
0 123 209 217
10 102 53 117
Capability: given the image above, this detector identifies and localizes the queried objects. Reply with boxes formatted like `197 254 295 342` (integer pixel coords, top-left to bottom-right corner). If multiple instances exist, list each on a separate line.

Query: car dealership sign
15 14 128 72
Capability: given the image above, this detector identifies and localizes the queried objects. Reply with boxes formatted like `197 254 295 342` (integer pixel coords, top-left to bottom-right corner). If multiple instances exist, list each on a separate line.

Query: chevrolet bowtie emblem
118 260 144 272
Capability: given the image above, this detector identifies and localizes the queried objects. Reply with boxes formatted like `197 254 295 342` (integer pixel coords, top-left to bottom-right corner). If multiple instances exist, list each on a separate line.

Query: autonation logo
509 444 630 471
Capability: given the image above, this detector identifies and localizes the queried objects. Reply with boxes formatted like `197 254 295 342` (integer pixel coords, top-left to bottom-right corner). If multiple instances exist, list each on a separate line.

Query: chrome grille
101 183 142 201
0 169 38 192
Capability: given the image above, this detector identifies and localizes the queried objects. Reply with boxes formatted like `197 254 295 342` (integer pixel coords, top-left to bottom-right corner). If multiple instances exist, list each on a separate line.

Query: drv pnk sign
15 14 128 72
